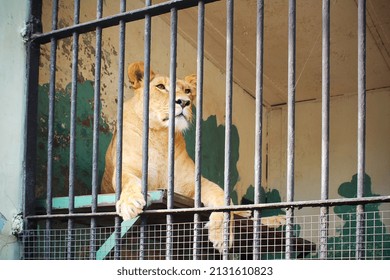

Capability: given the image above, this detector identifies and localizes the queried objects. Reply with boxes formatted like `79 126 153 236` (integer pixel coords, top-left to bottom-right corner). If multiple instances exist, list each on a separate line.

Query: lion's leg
260 215 286 228
115 172 146 221
198 179 235 253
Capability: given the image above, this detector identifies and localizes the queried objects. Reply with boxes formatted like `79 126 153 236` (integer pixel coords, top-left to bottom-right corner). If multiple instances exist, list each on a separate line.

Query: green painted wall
326 174 390 259
242 185 285 217
36 81 112 198
184 110 240 204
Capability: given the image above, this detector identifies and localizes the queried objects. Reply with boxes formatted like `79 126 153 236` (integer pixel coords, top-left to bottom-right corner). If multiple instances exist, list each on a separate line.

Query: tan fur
102 62 235 252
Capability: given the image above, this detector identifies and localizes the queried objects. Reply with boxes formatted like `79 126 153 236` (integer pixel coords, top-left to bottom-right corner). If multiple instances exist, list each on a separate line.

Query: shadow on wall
184 109 240 204
325 174 390 259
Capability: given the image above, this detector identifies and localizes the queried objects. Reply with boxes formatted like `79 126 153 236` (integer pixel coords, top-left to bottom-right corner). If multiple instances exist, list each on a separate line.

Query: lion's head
128 61 196 132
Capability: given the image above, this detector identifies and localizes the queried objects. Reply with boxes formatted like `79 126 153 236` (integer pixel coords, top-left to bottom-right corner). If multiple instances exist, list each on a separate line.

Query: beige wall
267 88 390 215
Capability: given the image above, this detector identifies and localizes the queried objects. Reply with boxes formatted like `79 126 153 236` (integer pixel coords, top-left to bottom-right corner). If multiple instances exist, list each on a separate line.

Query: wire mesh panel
21 210 390 260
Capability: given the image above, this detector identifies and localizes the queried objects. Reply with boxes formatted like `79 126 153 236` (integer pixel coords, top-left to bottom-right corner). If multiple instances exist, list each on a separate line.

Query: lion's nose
176 98 191 108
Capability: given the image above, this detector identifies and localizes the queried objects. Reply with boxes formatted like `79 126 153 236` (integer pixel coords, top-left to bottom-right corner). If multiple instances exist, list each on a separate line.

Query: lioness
102 62 286 253
102 61 237 252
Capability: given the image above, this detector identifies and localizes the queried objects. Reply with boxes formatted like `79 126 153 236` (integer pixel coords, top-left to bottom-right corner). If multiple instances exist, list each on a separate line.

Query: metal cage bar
166 6 178 260
25 194 390 221
24 0 42 218
114 0 127 260
45 0 59 260
320 0 330 260
90 0 104 260
286 0 296 260
253 0 264 261
140 0 152 260
193 0 205 260
24 0 43 260
67 0 80 260
356 0 367 260
223 0 234 260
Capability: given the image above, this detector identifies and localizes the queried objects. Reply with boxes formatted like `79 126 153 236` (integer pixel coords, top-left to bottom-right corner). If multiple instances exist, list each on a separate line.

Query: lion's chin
162 115 190 132
174 115 190 132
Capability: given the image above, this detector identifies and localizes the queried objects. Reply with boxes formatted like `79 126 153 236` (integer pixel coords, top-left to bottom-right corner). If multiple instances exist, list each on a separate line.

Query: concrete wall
267 89 390 207
0 0 28 260
266 89 390 252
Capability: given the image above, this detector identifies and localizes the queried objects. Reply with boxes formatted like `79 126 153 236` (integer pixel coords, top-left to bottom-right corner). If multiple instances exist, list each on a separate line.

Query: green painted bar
36 194 116 209
95 217 140 260
36 190 166 210
35 190 168 259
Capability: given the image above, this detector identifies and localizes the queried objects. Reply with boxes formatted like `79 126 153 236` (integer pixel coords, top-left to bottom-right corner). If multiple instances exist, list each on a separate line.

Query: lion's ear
184 74 197 88
128 61 155 89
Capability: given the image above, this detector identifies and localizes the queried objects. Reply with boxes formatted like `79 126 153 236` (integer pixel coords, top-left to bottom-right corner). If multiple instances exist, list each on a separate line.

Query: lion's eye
185 88 191 94
156 84 166 90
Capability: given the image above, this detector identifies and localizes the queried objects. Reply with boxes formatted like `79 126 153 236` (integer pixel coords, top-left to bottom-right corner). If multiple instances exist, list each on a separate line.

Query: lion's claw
206 212 233 253
116 192 146 220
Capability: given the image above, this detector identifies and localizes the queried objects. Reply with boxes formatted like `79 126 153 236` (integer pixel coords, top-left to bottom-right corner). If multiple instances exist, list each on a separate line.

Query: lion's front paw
261 215 286 228
116 191 146 220
206 212 233 253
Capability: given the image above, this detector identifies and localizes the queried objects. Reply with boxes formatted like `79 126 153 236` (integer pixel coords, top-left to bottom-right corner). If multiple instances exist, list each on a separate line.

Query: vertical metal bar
286 0 296 260
253 0 264 261
142 0 152 207
193 0 205 260
90 0 103 260
320 0 330 260
223 0 234 260
24 0 42 260
356 0 366 260
140 0 152 260
45 0 59 260
67 0 80 260
24 0 42 219
166 7 178 260
114 0 126 260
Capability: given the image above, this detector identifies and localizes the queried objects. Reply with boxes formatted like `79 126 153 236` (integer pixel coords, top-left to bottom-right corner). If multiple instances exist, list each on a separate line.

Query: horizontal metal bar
26 195 390 220
30 0 220 44
143 195 390 215
26 212 118 220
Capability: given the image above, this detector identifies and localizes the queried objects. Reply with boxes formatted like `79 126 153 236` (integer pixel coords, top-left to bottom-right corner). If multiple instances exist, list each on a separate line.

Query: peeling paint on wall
36 81 112 197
